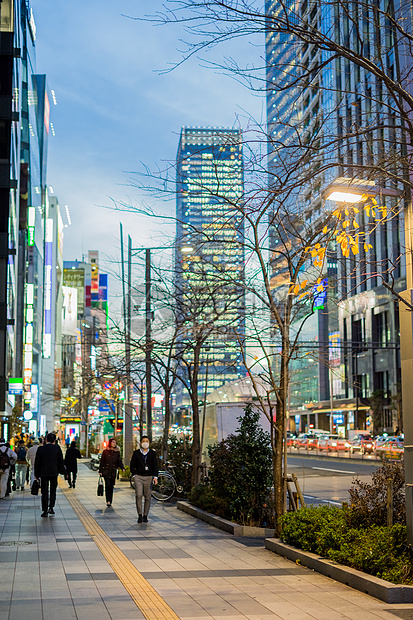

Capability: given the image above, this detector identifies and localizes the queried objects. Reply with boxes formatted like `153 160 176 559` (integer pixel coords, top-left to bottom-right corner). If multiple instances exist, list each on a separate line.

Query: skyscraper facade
0 1 57 438
175 127 246 403
265 1 407 433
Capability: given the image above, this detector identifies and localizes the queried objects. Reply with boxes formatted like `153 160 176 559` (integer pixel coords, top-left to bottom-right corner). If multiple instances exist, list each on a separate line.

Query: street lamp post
325 178 413 541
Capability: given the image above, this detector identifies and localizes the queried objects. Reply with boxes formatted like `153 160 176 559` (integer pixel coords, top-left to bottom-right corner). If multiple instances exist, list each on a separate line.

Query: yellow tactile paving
58 478 180 620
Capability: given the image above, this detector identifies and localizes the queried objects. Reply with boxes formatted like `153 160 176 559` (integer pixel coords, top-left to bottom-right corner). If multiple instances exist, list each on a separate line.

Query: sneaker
41 512 48 518
106 502 111 507
68 483 72 488
143 515 148 523
21 487 24 491
72 483 75 488
137 514 143 523
48 508 55 515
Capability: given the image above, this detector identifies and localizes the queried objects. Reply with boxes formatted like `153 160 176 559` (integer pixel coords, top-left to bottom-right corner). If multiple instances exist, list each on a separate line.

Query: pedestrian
64 441 81 488
0 438 17 499
98 438 123 507
14 440 28 490
34 432 65 517
130 436 158 523
26 439 41 486
65 435 70 449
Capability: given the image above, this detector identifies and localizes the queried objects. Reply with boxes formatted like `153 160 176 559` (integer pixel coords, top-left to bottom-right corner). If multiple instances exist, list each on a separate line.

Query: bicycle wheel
130 475 135 489
151 473 176 501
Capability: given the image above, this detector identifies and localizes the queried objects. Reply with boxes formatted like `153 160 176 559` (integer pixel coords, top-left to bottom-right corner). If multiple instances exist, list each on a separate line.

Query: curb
265 538 413 603
177 501 275 537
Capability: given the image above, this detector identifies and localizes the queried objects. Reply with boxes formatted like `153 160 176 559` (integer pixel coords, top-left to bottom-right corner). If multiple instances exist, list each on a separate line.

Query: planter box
119 477 130 482
265 538 413 604
177 501 275 537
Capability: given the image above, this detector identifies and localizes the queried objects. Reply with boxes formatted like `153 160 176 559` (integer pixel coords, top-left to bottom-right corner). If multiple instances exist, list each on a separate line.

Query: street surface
287 455 380 507
1 462 413 620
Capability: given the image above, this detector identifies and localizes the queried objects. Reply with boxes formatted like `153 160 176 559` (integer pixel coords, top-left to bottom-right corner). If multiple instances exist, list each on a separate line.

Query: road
286 455 380 507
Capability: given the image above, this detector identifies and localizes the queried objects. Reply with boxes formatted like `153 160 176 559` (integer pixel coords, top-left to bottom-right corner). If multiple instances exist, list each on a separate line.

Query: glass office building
175 127 246 403
265 0 406 433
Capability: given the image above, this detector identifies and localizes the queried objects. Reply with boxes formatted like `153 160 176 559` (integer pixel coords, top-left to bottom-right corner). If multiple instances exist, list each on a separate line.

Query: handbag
31 479 39 496
97 476 104 497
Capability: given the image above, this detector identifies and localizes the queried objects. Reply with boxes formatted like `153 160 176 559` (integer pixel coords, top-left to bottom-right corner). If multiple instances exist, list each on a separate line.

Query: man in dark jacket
64 441 81 488
34 432 65 517
130 436 158 523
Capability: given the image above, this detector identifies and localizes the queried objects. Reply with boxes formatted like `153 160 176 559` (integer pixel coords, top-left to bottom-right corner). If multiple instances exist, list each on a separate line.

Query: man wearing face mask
130 436 159 523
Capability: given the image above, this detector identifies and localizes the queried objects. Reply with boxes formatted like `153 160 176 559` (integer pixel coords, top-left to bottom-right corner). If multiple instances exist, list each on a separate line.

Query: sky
33 0 264 297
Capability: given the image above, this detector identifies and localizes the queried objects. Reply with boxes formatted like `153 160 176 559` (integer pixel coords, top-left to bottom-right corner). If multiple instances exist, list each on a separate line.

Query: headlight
332 442 337 446
345 442 350 447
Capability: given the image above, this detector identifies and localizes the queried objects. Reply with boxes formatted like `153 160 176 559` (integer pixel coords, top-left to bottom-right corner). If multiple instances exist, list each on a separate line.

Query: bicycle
130 461 191 501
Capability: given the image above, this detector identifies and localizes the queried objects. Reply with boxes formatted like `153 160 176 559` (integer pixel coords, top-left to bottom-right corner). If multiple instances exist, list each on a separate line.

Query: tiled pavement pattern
1 464 413 620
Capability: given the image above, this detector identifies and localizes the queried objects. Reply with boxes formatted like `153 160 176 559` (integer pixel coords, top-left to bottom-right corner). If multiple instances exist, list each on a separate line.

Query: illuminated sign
62 286 78 336
63 268 85 313
313 278 328 309
44 91 50 134
43 218 53 358
28 207 35 246
29 8 36 41
24 283 34 404
9 379 23 395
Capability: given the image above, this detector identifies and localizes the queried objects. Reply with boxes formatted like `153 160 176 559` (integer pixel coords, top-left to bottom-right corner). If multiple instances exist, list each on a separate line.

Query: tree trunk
190 344 201 487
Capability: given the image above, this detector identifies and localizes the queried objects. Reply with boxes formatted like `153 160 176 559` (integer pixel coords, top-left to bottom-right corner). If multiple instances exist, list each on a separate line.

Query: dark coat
99 449 123 479
130 449 158 477
64 446 82 472
34 443 65 478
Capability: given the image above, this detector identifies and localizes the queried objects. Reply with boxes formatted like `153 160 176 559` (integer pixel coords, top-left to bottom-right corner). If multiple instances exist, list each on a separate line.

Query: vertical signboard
62 286 78 335
43 218 53 358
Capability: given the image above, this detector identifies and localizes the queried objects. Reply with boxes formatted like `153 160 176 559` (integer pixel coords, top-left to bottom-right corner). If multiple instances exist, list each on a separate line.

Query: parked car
295 433 319 450
348 434 374 454
317 434 348 452
286 431 297 448
376 437 404 461
328 436 349 452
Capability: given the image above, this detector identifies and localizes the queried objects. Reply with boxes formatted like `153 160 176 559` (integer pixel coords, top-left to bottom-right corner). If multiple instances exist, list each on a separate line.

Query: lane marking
311 467 356 474
58 478 179 620
303 494 342 506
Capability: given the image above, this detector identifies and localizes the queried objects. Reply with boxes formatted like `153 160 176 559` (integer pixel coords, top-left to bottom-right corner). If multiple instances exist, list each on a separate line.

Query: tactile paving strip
58 478 179 620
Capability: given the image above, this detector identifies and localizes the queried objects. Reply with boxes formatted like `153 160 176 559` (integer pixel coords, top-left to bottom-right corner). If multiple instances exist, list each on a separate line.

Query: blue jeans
15 464 28 488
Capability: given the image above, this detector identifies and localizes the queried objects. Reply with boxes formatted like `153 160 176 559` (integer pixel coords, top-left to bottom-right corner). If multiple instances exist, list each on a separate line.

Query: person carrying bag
98 438 123 507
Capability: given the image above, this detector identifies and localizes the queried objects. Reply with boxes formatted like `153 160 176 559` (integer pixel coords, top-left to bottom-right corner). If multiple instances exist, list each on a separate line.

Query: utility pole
146 249 152 441
120 224 133 464
123 236 133 463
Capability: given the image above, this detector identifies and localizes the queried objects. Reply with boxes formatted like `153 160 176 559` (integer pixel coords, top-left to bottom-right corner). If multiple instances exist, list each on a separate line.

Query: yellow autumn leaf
353 220 359 228
299 292 308 300
322 226 328 234
294 284 300 295
301 280 308 289
351 245 359 255
343 220 349 228
317 284 324 292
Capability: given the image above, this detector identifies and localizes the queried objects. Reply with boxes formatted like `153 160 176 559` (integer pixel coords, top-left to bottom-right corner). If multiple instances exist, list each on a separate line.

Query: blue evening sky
33 0 263 293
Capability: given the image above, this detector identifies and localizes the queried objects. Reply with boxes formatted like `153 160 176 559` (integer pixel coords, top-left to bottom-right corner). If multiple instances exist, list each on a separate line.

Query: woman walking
98 438 123 507
130 436 158 523
64 441 81 488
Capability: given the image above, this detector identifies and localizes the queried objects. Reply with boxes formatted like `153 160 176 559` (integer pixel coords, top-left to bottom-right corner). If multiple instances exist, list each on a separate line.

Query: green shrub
122 466 131 478
189 484 230 519
280 506 413 585
347 460 405 527
190 405 273 527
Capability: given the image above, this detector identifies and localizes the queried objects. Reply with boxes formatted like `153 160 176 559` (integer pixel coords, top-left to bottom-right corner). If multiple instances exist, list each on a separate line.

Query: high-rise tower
175 127 245 403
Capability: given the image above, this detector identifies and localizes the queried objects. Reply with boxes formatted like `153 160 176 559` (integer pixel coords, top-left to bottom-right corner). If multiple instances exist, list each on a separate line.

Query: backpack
0 448 10 471
17 447 26 462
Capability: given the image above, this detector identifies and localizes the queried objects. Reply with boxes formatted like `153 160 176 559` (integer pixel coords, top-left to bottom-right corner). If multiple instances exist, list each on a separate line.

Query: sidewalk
1 464 412 620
